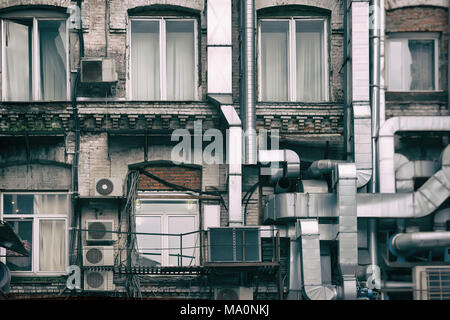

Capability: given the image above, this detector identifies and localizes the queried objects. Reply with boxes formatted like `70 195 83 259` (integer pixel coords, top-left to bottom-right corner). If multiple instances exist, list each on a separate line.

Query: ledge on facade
386 91 448 103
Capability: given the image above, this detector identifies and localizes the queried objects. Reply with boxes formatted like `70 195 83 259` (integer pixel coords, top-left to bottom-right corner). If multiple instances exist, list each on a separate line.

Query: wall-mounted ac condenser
85 220 116 242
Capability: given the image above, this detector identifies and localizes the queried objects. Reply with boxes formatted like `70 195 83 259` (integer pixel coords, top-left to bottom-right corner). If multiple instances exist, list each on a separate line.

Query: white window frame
257 17 329 102
0 192 70 276
386 32 440 92
135 193 200 267
1 17 70 102
127 16 199 101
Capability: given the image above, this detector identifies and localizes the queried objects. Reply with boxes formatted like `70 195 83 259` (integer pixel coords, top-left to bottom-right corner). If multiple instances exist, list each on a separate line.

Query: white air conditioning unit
80 58 118 83
94 177 123 197
214 287 253 300
413 266 450 300
83 246 115 266
86 220 116 242
84 270 115 291
208 227 261 262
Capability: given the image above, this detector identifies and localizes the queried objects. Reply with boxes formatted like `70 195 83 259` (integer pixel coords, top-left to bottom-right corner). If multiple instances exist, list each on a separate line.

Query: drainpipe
242 0 257 165
368 0 381 282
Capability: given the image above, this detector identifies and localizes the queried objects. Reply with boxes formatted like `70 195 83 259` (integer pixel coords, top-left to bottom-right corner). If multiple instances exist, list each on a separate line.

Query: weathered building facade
0 0 448 300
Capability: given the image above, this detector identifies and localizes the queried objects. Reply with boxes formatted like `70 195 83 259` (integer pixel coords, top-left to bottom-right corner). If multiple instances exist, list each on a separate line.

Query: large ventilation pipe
395 153 438 193
358 143 450 218
241 0 257 165
434 208 450 231
391 231 450 253
258 149 301 184
297 219 337 300
379 116 450 193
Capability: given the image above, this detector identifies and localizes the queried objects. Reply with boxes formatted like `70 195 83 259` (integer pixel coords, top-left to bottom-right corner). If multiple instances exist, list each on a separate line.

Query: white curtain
39 220 66 271
296 21 324 102
409 40 434 90
166 21 195 100
34 194 67 215
4 20 31 101
261 21 288 101
131 21 160 100
39 21 67 101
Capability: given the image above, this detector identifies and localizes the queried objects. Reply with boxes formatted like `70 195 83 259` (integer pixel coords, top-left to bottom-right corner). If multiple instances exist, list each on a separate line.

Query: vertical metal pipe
448 0 450 115
243 0 257 164
368 0 381 276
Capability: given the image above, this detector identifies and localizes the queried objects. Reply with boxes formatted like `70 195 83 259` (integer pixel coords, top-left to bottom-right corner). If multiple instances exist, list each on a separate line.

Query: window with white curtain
129 18 197 101
134 196 199 267
259 18 328 102
387 34 439 91
1 14 69 101
0 193 69 274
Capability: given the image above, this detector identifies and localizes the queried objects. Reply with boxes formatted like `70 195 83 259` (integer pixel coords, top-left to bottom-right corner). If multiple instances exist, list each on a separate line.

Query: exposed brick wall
386 6 448 32
386 6 449 92
138 165 202 191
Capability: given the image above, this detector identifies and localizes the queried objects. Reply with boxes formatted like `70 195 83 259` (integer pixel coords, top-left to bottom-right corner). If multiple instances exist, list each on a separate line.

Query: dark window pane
5 220 32 271
3 194 34 214
408 40 435 90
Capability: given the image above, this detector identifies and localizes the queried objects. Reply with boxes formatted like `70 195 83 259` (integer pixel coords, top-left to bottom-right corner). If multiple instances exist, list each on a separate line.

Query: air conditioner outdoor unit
80 58 118 83
83 246 115 266
94 177 123 197
208 227 261 262
86 220 116 242
413 266 450 300
214 287 253 300
84 270 115 291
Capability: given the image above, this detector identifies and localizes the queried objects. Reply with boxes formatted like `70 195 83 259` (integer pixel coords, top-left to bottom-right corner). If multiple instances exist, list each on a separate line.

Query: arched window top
257 4 331 18
128 4 200 18
0 6 68 19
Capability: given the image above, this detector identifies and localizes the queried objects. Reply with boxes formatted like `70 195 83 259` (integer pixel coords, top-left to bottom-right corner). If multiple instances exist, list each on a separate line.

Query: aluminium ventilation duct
379 116 450 193
434 208 450 231
258 149 301 183
391 231 450 252
395 153 438 193
297 219 337 300
358 143 450 218
333 163 358 299
207 97 243 226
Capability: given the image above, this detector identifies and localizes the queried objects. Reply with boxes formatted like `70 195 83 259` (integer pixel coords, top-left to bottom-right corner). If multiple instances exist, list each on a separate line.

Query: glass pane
35 194 68 215
166 20 195 100
131 20 160 100
39 20 67 100
235 229 259 262
137 199 198 214
296 20 324 101
261 21 289 101
4 20 32 101
5 220 32 271
39 220 66 271
135 216 162 266
168 216 196 266
388 40 403 90
3 194 34 214
209 228 233 262
408 40 435 90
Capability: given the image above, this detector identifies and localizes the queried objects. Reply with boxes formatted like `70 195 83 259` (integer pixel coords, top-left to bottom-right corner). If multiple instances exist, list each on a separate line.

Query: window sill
386 91 447 103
